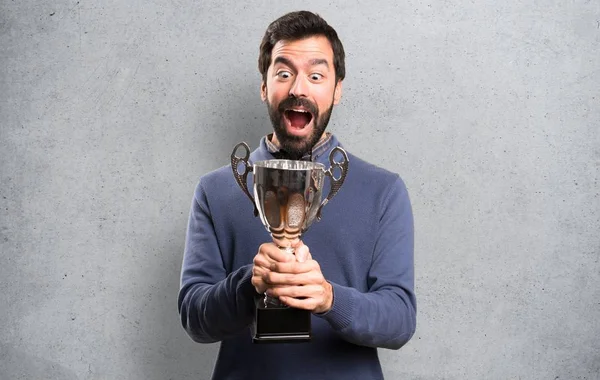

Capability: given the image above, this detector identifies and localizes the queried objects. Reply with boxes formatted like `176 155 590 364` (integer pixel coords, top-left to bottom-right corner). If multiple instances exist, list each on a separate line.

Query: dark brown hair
258 11 346 84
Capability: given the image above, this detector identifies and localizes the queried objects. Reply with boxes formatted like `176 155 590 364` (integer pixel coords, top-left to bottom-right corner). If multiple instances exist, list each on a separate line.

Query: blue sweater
178 135 416 379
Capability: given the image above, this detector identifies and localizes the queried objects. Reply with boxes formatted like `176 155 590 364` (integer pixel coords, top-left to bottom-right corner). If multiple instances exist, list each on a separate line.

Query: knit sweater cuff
317 282 355 331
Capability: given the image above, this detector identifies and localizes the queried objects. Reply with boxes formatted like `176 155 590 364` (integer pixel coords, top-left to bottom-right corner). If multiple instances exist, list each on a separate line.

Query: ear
260 81 267 102
333 80 343 105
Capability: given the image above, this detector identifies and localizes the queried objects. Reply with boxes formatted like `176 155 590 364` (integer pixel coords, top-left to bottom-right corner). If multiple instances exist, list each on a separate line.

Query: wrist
316 280 334 314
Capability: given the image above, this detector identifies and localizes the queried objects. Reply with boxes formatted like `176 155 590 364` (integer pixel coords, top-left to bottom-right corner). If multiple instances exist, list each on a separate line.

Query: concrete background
1 1 598 379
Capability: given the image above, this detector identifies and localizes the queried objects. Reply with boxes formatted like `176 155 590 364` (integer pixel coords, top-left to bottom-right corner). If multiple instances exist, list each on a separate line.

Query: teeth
290 109 308 113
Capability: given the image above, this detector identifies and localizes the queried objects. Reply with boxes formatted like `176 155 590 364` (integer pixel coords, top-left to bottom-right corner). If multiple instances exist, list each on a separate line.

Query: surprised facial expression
261 36 343 159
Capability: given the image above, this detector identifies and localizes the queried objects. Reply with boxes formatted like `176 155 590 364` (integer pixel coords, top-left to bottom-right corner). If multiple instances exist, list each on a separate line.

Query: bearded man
178 10 416 380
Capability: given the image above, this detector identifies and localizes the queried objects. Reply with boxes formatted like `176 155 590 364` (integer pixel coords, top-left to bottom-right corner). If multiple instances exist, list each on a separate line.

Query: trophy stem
264 295 286 308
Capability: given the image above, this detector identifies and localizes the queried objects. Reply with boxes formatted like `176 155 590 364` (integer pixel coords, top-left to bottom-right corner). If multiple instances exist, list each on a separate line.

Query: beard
266 95 334 160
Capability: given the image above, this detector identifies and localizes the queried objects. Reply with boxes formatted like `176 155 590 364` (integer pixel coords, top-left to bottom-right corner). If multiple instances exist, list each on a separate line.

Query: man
178 10 416 379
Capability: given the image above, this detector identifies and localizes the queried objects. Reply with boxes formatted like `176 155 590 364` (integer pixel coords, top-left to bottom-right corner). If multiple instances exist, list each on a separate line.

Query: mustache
277 97 318 116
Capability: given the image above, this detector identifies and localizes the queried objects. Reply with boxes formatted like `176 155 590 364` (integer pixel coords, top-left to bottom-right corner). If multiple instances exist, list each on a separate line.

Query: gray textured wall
1 1 598 379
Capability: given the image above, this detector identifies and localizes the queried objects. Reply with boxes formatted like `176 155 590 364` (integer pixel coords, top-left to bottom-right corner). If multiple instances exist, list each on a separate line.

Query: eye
310 73 323 81
277 71 292 79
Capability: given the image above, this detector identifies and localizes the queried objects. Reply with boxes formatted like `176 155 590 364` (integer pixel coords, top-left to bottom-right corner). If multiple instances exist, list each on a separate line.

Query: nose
289 75 308 98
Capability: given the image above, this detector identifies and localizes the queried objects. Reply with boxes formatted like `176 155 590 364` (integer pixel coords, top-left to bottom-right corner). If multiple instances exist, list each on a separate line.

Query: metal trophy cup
231 142 349 343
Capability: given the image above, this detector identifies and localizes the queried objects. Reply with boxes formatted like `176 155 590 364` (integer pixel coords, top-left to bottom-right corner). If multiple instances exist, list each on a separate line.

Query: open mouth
284 109 313 130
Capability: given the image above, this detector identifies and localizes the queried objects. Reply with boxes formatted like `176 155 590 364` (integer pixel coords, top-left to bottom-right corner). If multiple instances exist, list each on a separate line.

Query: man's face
261 36 342 159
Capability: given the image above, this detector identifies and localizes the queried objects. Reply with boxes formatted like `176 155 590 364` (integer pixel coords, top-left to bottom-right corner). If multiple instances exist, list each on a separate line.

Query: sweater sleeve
177 180 258 343
317 177 416 349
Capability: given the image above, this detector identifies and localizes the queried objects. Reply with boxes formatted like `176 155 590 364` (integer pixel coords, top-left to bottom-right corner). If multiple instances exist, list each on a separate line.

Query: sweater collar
265 133 333 162
251 133 342 166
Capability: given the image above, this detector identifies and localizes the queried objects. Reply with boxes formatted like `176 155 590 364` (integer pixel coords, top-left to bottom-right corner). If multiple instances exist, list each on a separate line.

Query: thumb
295 244 310 263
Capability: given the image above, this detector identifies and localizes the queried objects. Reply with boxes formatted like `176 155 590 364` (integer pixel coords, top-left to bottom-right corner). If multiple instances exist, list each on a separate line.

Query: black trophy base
251 297 311 343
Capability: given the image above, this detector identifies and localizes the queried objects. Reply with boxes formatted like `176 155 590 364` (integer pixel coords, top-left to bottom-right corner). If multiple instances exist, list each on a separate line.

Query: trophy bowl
254 159 325 242
231 142 349 343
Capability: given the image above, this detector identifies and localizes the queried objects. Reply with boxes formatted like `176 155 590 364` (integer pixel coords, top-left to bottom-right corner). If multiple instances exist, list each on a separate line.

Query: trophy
231 142 349 343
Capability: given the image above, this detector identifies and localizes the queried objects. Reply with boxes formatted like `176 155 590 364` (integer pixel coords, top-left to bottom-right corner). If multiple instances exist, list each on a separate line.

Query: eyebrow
273 56 330 69
309 58 329 68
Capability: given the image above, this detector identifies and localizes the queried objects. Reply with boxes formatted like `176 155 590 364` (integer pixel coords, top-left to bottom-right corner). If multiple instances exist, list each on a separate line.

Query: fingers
273 281 333 314
269 239 311 263
271 237 300 249
263 264 322 285
278 296 321 311
294 244 311 263
252 252 271 269
271 238 310 258
252 240 317 295
251 262 269 294
252 243 283 294
252 241 299 293
259 242 296 263
267 284 324 299
269 258 319 275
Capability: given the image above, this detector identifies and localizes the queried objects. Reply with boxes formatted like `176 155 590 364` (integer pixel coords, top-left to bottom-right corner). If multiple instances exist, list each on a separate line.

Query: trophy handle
316 146 349 220
231 142 258 216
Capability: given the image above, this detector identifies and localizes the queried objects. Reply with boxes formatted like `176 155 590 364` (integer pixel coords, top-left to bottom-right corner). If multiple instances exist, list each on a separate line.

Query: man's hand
251 239 297 294
264 241 333 314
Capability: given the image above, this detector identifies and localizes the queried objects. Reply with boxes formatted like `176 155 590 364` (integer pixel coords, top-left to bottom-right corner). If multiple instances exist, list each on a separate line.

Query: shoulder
193 164 237 201
199 164 233 185
344 151 407 193
194 141 272 195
